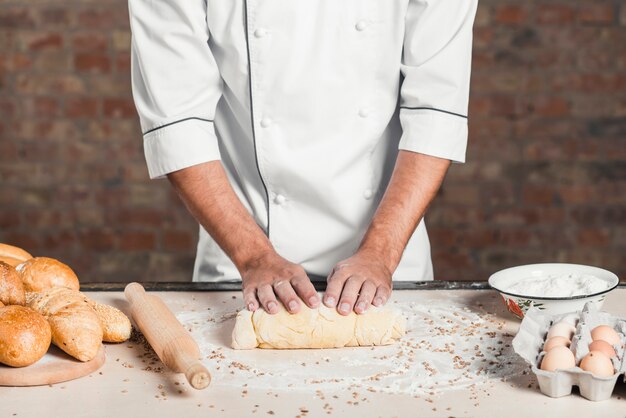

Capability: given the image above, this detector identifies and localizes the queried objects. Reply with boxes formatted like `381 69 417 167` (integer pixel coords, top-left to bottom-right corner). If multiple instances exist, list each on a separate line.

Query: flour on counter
503 273 610 298
176 298 526 396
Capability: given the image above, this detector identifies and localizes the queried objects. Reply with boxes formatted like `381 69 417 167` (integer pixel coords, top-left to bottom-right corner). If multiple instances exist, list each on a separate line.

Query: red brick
522 185 557 206
77 9 129 30
79 229 116 251
0 211 20 229
119 231 156 251
578 3 615 25
26 97 62 118
103 98 137 118
19 31 63 51
38 8 72 28
74 52 111 73
495 5 528 25
577 229 610 247
537 4 575 24
162 230 195 252
71 32 108 51
65 97 100 118
115 52 130 72
15 74 85 94
531 96 570 117
0 8 36 28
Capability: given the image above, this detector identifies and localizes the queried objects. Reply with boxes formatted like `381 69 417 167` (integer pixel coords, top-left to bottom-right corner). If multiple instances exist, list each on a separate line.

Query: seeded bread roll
17 257 80 292
85 299 132 343
0 305 51 367
27 288 102 362
0 261 25 306
0 243 32 263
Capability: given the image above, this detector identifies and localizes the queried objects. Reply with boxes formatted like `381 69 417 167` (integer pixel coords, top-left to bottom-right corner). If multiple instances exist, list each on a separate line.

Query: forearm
358 150 451 273
167 161 273 272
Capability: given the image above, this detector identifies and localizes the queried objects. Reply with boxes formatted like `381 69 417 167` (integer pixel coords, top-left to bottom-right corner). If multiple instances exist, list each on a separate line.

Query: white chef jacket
129 0 478 282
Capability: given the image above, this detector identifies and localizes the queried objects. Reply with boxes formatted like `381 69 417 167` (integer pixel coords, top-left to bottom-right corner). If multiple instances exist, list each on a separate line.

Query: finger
273 280 301 313
323 266 351 308
242 285 259 312
372 285 391 307
354 280 377 314
257 284 279 314
337 277 363 315
291 275 319 308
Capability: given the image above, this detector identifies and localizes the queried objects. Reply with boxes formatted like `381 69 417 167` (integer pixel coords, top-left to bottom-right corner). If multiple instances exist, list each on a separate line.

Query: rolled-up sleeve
399 0 478 163
129 0 223 179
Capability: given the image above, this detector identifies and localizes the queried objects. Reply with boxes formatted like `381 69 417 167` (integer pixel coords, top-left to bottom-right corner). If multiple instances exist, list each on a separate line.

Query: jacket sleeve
129 0 223 179
398 0 478 163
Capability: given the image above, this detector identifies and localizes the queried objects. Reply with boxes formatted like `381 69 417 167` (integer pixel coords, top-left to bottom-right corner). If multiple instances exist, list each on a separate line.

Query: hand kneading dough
232 304 405 349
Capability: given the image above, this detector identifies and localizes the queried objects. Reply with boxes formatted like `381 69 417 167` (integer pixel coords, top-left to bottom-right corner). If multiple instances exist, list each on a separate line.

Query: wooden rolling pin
124 282 211 389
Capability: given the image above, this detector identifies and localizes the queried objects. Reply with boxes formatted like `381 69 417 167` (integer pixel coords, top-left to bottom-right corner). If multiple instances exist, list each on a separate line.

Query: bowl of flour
488 263 619 319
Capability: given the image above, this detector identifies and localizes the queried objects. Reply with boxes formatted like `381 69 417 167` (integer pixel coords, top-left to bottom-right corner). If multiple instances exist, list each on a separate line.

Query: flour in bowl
503 273 610 298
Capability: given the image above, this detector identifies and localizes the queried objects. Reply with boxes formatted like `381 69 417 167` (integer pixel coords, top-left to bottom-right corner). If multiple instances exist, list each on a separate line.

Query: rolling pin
124 282 211 389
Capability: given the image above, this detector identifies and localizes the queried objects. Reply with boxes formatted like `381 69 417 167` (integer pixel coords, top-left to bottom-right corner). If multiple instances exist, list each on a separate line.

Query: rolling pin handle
184 362 211 390
124 282 146 304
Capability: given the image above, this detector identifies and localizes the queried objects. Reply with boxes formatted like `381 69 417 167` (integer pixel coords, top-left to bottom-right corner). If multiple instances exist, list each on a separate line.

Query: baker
128 1 478 316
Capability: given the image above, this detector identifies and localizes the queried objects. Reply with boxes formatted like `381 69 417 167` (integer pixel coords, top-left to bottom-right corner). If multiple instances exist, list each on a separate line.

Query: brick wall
1 1 625 283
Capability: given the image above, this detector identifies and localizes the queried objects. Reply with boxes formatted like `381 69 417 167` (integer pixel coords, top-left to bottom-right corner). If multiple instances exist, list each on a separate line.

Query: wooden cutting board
0 345 105 386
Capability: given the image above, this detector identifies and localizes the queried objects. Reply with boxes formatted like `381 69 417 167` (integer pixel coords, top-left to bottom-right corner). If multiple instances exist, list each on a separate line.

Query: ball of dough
0 261 25 306
16 257 80 292
0 305 51 367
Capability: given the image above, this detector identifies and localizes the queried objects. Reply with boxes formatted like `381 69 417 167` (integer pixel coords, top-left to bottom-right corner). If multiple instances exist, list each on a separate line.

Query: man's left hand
323 251 392 315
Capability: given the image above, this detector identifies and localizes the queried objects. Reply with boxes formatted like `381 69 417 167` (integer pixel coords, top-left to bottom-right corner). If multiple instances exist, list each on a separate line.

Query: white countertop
2 288 625 418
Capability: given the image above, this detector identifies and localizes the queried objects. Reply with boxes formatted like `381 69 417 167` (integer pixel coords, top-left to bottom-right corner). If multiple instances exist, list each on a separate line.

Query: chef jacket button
260 118 272 128
358 108 369 118
355 20 367 31
274 194 286 205
254 28 267 38
363 189 373 200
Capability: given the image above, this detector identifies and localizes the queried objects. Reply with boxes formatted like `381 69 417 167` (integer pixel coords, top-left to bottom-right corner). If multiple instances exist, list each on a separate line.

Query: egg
580 351 615 377
543 336 570 352
588 340 617 358
546 322 576 341
590 325 622 347
540 346 576 372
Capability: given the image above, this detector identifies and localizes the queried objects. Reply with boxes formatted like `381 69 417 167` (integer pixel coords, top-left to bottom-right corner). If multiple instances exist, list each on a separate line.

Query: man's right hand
241 251 319 314
168 161 318 315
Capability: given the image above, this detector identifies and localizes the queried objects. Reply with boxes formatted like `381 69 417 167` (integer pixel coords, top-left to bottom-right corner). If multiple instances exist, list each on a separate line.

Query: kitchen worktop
2 282 625 418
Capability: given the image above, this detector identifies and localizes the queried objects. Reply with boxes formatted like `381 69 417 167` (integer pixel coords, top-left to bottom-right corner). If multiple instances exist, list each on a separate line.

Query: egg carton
512 303 626 401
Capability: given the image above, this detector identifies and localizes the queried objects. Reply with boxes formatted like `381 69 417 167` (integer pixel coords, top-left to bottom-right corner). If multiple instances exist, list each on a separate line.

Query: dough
232 304 405 349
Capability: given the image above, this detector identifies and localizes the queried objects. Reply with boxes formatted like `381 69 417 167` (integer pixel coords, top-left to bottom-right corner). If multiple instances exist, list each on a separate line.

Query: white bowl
488 263 619 319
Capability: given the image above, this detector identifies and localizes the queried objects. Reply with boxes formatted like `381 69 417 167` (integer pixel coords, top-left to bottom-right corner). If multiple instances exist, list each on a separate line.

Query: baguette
0 243 32 263
0 261 25 306
17 257 80 292
26 288 102 362
0 305 51 367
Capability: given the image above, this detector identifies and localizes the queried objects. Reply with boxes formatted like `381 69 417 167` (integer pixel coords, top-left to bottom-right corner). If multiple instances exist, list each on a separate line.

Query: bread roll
27 288 102 362
0 243 32 263
0 301 4 307
85 299 132 343
0 261 25 306
17 257 80 292
0 305 51 367
0 256 23 267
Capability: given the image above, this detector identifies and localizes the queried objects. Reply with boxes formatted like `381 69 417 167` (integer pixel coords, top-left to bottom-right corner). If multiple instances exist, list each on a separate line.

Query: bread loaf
85 299 132 343
0 305 51 367
0 243 32 263
0 256 23 267
17 257 80 292
0 261 25 306
27 288 102 362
